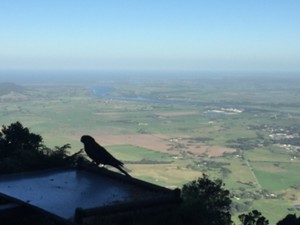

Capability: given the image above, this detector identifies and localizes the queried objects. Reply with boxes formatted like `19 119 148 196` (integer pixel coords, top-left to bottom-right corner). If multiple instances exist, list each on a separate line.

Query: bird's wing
86 142 123 167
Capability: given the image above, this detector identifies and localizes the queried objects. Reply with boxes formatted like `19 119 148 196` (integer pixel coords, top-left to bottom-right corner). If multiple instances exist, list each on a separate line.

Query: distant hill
0 83 26 95
0 83 27 100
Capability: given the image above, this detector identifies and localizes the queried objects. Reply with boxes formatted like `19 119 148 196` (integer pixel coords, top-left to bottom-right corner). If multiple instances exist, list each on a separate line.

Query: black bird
80 135 130 177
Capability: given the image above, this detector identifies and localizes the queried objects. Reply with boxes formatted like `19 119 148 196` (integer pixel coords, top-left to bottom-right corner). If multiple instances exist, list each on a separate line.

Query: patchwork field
0 74 300 223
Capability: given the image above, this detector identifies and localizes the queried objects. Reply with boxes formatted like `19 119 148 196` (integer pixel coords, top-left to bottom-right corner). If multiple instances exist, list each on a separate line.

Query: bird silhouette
80 135 130 177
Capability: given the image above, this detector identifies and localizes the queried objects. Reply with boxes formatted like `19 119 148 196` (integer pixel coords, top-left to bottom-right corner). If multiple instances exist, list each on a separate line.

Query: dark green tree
277 214 300 225
238 210 269 225
181 173 232 225
0 121 42 157
0 121 82 174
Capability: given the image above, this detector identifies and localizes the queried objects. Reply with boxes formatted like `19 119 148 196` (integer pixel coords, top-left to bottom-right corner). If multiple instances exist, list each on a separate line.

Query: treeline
0 121 82 174
226 137 272 151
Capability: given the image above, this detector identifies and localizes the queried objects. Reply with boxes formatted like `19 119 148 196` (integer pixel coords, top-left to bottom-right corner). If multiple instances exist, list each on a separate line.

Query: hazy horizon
0 69 299 84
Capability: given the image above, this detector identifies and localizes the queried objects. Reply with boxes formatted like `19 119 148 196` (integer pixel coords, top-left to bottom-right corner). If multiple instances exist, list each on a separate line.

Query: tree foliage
0 121 81 174
181 173 232 225
238 210 269 225
277 214 300 225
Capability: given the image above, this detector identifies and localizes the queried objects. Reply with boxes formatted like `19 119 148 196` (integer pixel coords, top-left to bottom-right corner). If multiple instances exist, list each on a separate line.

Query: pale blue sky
0 1 299 72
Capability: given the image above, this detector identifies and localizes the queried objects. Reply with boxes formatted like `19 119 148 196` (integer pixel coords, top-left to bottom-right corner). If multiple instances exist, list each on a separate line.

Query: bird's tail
116 165 131 177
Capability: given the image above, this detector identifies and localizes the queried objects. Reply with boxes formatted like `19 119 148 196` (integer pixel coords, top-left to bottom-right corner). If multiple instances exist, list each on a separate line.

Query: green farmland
0 73 300 223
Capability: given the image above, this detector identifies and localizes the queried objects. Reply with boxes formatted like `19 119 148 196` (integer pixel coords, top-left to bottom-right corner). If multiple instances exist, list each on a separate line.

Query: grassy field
0 74 300 223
